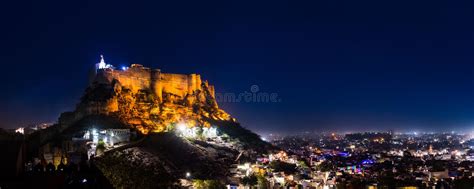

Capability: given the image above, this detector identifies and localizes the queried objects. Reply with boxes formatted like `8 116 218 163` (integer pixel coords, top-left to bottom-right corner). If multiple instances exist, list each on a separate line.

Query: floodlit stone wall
95 64 211 101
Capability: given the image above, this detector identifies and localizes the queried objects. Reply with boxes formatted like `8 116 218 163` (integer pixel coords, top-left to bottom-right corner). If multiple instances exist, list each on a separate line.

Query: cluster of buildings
26 128 131 174
10 123 53 135
229 132 474 188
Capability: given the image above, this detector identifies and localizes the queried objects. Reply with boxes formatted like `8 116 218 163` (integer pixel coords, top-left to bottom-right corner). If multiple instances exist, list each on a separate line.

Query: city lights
15 127 24 134
175 122 220 139
92 128 99 144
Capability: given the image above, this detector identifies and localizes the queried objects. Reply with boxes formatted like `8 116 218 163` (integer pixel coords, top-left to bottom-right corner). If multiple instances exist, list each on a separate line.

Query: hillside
95 133 238 188
46 62 276 187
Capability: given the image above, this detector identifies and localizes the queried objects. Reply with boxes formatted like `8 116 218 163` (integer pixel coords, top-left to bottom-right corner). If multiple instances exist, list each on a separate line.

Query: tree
257 174 269 189
193 179 206 189
242 174 258 186
196 127 204 140
316 161 335 172
204 180 224 189
167 123 175 132
193 179 224 189
298 160 309 169
270 160 298 174
96 139 106 156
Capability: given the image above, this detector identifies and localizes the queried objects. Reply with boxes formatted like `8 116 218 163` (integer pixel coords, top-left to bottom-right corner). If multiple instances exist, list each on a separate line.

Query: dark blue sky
1 0 473 132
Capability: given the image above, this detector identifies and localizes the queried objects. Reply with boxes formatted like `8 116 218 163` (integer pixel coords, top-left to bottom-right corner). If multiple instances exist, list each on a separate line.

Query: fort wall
95 64 208 101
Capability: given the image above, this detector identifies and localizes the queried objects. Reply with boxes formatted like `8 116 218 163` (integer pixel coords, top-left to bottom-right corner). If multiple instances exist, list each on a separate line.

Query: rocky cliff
62 63 232 134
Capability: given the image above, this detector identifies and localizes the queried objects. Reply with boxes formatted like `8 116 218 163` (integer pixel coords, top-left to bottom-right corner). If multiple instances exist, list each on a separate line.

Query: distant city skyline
1 1 474 132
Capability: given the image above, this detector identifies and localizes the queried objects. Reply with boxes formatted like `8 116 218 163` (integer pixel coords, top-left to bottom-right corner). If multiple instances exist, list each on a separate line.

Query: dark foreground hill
95 132 238 188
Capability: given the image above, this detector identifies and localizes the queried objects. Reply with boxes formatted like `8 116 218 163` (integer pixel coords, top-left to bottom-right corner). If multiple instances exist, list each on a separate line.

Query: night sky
1 0 473 133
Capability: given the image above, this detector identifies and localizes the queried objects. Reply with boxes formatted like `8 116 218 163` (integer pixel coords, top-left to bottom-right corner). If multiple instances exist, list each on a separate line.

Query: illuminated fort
60 55 231 134
93 55 215 101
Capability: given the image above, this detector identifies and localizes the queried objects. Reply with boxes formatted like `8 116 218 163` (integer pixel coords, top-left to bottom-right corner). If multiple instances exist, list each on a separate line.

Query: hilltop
42 58 275 187
59 58 231 134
